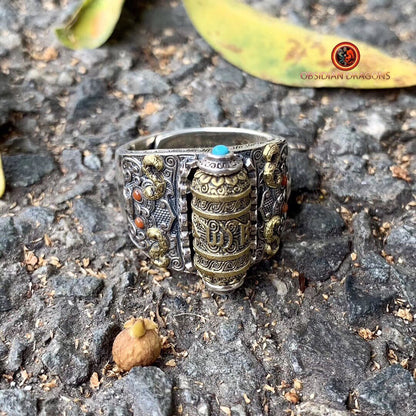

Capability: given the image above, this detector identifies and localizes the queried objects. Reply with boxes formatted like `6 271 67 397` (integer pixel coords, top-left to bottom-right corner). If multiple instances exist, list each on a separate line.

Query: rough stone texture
345 275 395 325
183 339 267 410
41 338 91 386
288 151 320 193
0 389 37 416
73 197 108 233
287 316 371 405
116 70 171 96
70 78 108 119
14 206 55 242
6 338 27 372
337 16 400 47
0 216 19 258
295 203 344 237
2 153 55 187
0 0 415 415
385 224 416 269
281 236 350 281
50 275 104 297
121 367 173 416
357 365 416 416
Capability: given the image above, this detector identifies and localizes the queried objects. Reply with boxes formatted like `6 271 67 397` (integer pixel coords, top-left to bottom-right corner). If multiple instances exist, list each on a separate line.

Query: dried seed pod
112 318 161 371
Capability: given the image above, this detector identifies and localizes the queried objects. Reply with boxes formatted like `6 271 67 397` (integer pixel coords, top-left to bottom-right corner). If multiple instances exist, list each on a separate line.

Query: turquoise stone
211 145 230 156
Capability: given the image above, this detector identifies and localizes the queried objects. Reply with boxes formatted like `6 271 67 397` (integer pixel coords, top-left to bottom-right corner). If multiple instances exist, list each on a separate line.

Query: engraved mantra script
193 217 251 249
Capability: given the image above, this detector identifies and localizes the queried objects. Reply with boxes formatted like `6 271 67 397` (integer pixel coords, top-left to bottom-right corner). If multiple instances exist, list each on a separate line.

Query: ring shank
117 127 275 153
116 127 289 288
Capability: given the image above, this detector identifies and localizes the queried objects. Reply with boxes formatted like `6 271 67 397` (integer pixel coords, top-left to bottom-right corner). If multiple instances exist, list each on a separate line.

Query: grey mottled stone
166 112 204 130
281 236 350 281
288 151 320 193
42 338 91 386
116 70 170 96
6 338 27 372
287 316 371 404
0 217 18 258
14 206 55 241
183 339 266 411
70 78 107 119
3 153 55 188
270 117 317 148
61 149 85 174
295 204 344 238
51 275 103 298
345 276 394 325
337 16 399 47
84 153 101 171
357 365 416 416
213 65 245 89
297 402 350 416
352 211 376 257
383 326 415 358
90 323 119 365
385 224 416 269
319 0 358 14
55 179 95 204
203 96 224 123
121 367 173 416
73 197 107 233
0 390 37 416
39 398 85 416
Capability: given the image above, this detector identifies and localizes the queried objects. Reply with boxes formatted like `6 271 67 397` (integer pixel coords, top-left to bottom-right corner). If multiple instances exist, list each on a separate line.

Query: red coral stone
135 217 145 229
132 189 142 202
281 175 288 187
282 203 289 213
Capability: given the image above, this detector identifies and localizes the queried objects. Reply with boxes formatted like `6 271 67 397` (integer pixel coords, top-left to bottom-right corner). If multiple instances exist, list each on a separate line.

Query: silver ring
116 127 290 293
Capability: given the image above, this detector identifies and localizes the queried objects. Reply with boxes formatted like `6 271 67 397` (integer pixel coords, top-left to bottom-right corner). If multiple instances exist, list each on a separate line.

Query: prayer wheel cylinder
190 146 252 292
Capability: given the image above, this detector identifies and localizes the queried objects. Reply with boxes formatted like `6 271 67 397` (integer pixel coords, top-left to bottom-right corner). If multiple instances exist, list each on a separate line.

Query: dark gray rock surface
0 0 415 415
6 337 27 372
41 338 91 386
121 366 173 416
357 365 416 416
50 275 104 297
116 70 171 96
73 197 108 233
295 203 344 237
287 316 371 402
2 153 55 188
0 389 37 416
0 216 19 257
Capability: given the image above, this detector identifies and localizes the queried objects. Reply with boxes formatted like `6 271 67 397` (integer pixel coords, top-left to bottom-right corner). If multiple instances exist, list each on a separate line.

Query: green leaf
183 0 416 89
56 0 125 50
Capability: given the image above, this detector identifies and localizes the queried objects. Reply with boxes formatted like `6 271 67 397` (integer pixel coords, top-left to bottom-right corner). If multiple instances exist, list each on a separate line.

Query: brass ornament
264 215 281 257
263 143 282 188
117 128 290 292
142 155 166 200
146 227 169 268
190 149 252 292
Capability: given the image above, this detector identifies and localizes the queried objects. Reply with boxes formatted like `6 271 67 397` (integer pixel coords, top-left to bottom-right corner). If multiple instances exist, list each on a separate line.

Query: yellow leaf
0 153 5 198
56 0 125 50
183 0 416 89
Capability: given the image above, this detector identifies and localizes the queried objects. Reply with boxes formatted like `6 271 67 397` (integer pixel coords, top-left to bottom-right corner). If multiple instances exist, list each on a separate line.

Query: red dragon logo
331 42 360 71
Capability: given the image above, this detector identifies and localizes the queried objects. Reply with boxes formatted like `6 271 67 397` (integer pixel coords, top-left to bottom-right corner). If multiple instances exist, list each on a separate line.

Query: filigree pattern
258 140 289 259
117 135 289 282
191 169 250 198
120 153 185 271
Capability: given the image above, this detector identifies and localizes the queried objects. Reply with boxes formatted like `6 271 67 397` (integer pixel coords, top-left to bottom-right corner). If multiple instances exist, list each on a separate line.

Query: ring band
116 127 290 293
